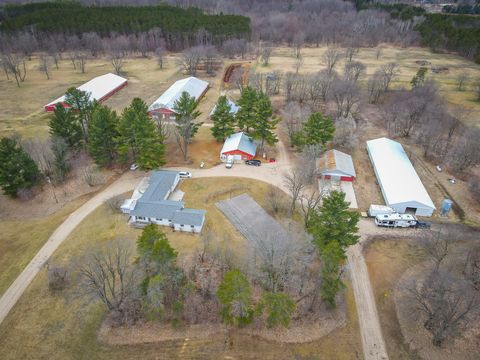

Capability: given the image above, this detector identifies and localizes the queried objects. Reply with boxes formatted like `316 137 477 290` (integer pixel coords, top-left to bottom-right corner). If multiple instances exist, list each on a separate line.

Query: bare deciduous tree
155 47 165 69
38 54 52 80
283 167 307 215
456 72 468 91
380 62 400 92
408 269 480 347
79 239 138 317
294 54 304 74
420 230 450 271
178 45 204 76
322 47 342 75
331 78 360 117
292 32 305 59
259 42 273 66
1 52 27 87
75 51 88 73
333 116 358 151
343 61 366 83
281 101 311 144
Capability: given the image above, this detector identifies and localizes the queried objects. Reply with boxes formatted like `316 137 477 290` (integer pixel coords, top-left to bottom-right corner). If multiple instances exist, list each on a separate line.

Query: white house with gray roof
121 170 206 233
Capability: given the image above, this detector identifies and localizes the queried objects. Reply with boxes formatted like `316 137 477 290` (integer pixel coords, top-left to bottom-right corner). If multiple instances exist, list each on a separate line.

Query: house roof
367 137 435 210
46 73 127 107
317 149 356 177
172 208 206 226
209 98 240 116
221 132 257 156
148 77 209 112
131 170 206 226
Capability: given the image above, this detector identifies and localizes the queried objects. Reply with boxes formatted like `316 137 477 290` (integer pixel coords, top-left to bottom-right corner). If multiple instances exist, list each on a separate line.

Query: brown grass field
0 178 362 359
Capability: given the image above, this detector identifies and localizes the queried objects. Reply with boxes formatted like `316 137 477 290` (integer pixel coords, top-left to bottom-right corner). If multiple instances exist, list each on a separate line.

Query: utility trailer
375 213 417 228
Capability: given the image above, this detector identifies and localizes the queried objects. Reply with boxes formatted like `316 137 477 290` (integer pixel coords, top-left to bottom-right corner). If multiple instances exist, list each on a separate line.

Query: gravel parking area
216 193 288 246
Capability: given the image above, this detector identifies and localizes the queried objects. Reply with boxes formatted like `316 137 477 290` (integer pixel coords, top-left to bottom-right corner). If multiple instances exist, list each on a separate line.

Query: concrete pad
168 189 185 201
341 181 358 209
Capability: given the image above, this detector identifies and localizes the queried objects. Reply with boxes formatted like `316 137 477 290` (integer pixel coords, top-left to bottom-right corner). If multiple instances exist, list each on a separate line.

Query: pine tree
0 137 41 197
236 87 257 133
88 105 119 167
301 112 335 148
117 98 165 170
64 87 94 143
252 91 279 152
137 224 177 268
51 137 70 184
307 190 360 307
211 96 236 141
260 292 296 328
411 67 428 88
49 104 82 148
172 91 202 161
217 269 254 326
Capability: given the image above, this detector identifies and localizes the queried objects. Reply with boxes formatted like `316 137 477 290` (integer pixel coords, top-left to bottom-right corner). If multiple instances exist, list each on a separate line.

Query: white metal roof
367 137 435 210
46 73 127 107
209 98 240 116
318 149 356 177
148 76 209 112
220 132 257 156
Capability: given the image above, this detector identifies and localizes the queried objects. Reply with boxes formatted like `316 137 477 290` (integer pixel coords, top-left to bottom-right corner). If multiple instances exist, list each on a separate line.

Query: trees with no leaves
1 52 27 87
283 167 307 215
322 47 342 75
79 239 138 319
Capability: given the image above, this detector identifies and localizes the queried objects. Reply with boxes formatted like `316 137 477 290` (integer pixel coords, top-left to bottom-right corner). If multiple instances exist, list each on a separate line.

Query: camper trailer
375 213 417 228
368 204 396 217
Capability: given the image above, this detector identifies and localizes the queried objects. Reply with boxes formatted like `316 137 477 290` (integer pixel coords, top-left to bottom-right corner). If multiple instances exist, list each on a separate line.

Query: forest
0 2 251 50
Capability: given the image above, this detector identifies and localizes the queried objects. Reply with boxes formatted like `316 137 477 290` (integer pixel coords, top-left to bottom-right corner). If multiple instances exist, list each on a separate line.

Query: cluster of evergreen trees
210 88 279 152
0 2 250 50
49 89 166 170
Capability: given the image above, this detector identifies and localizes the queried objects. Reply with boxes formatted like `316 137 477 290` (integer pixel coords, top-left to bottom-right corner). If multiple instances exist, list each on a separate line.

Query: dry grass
0 178 362 359
255 46 480 127
0 195 91 296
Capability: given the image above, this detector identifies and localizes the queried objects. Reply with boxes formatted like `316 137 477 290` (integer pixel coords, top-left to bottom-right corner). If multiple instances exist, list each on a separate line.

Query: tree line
0 2 251 51
0 87 207 197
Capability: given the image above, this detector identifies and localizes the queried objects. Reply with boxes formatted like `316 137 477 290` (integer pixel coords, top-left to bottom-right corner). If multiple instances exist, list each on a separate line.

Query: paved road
0 140 390 360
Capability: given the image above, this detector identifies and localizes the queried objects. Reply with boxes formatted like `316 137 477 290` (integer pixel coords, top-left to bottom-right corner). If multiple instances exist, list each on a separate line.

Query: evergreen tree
0 137 41 197
117 98 165 170
88 105 119 167
172 91 202 161
300 112 335 148
137 224 178 268
236 87 257 133
251 91 279 152
260 292 296 328
211 96 236 141
217 269 254 326
51 137 70 184
64 87 94 143
49 104 82 148
307 190 359 308
411 67 428 88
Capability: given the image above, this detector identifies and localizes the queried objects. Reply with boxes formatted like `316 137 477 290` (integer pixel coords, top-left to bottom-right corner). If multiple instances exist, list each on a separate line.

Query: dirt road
0 141 390 360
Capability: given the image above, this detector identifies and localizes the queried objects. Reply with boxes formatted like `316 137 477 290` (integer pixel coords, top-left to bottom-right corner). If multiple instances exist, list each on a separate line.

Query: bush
83 165 104 187
47 266 68 291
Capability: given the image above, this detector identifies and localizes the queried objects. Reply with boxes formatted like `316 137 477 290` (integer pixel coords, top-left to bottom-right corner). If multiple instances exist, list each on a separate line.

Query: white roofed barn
44 73 128 112
148 77 209 119
367 137 436 217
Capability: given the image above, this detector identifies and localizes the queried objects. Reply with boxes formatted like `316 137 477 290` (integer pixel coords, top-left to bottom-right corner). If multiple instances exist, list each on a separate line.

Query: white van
225 155 234 169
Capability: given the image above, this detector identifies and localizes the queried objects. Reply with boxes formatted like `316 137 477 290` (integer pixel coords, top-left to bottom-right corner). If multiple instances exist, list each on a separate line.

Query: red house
220 132 257 162
44 73 128 112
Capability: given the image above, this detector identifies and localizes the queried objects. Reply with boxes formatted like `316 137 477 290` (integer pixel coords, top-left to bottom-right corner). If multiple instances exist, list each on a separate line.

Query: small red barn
317 149 356 182
220 132 257 162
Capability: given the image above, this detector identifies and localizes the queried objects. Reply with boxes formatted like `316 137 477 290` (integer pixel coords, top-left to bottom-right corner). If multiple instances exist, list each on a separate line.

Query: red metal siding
320 175 354 182
222 149 254 160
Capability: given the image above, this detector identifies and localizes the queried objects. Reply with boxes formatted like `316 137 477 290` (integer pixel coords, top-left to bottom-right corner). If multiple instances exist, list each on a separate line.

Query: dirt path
0 139 389 360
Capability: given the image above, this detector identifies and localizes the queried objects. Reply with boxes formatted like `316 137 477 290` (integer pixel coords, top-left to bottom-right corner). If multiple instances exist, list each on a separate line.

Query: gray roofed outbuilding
317 149 356 178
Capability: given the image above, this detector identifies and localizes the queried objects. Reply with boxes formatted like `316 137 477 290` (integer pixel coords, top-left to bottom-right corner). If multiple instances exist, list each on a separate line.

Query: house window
190 225 194 228
137 216 146 221
180 224 184 227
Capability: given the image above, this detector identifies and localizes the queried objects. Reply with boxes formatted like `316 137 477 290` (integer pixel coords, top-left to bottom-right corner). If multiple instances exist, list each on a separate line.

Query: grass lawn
0 177 362 359
255 46 480 127
0 195 91 296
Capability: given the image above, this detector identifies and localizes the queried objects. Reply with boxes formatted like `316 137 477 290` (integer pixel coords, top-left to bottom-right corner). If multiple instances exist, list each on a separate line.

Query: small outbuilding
367 137 435 217
148 76 209 119
317 149 356 182
220 132 257 162
44 73 128 112
209 97 240 116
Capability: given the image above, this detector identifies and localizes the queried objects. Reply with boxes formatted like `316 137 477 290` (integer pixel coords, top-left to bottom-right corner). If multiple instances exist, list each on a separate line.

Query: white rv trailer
375 213 417 228
368 204 396 217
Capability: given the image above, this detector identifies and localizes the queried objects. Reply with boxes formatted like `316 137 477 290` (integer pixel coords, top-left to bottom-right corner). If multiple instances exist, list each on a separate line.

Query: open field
254 46 480 127
0 53 224 139
0 177 362 359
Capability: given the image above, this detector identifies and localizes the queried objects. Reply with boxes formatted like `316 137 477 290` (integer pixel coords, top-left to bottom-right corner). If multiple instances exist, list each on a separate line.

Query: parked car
436 165 443 172
448 178 456 184
245 159 261 166
179 171 192 178
269 158 276 163
226 158 234 169
130 163 139 171
415 221 431 229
